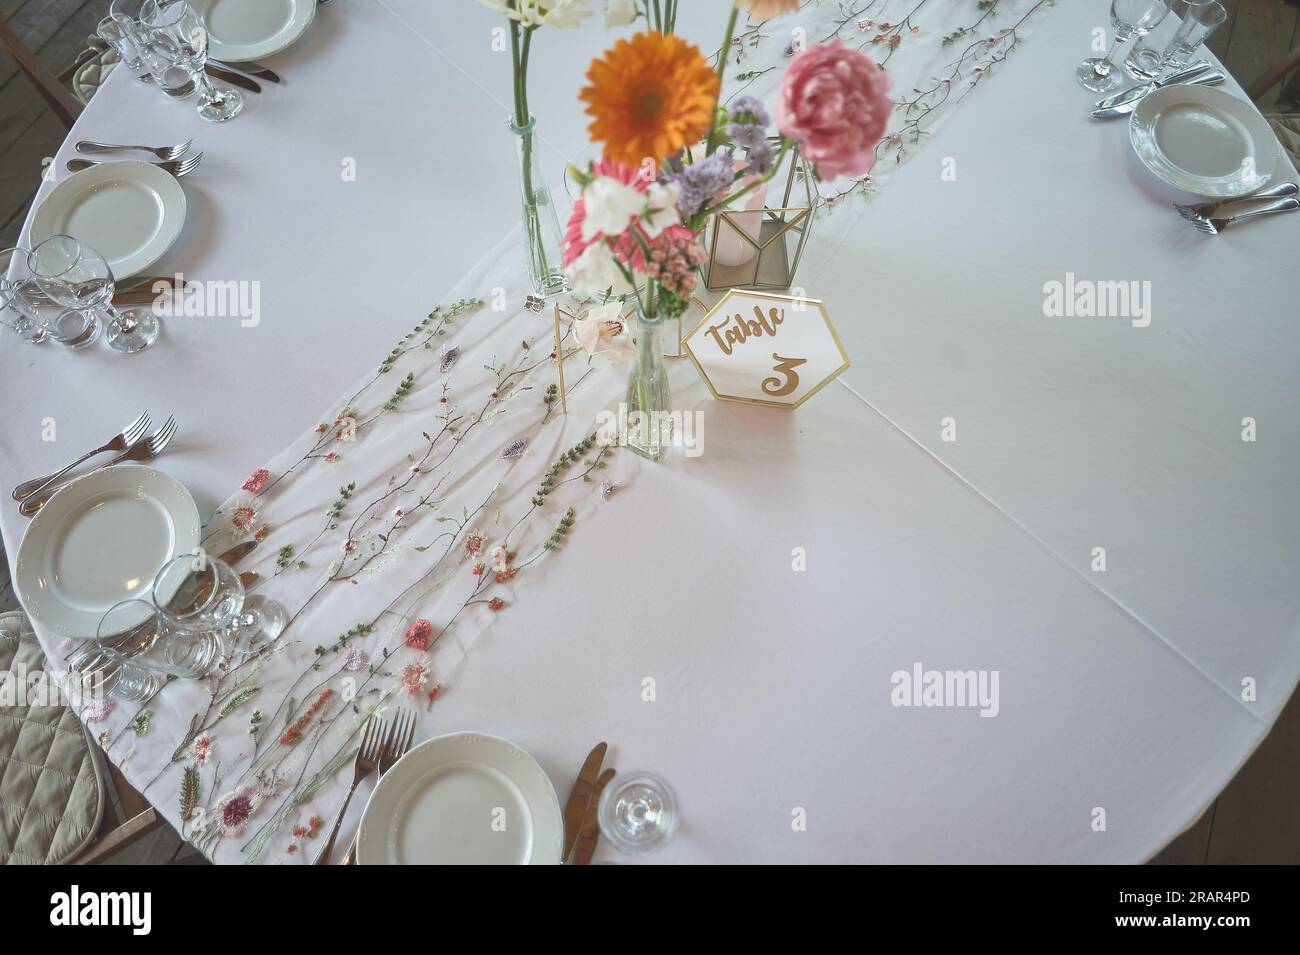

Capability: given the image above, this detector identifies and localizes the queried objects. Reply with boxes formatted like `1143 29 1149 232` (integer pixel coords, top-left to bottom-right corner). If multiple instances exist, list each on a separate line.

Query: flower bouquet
561 0 892 459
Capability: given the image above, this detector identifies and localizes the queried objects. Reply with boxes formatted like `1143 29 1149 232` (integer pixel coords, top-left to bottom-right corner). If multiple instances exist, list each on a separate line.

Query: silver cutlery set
69 137 202 177
66 57 280 178
12 411 178 517
1091 61 1299 234
1090 60 1225 117
316 709 417 865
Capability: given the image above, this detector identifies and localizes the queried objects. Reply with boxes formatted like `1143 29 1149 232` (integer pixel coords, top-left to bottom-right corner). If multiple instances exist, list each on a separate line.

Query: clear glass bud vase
508 115 566 298
625 311 673 461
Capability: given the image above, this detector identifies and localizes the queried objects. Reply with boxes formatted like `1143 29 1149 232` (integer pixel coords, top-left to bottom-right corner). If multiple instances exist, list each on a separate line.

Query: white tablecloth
1 0 1297 863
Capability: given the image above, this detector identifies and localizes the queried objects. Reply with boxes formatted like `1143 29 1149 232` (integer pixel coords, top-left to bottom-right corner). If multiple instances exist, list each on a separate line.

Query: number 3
762 353 808 398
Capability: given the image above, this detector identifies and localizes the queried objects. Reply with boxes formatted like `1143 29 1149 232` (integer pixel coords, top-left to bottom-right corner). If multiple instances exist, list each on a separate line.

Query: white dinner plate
193 0 316 62
29 161 186 281
357 732 564 865
1130 85 1281 198
14 466 200 639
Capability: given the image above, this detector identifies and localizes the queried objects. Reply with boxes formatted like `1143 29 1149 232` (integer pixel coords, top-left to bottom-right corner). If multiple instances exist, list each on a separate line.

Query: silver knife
210 59 282 83
1091 61 1215 113
1092 69 1225 118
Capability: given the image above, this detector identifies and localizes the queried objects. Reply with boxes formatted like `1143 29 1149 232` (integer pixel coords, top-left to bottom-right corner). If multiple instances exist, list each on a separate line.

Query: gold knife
563 742 607 862
205 64 261 94
573 768 616 865
218 540 258 567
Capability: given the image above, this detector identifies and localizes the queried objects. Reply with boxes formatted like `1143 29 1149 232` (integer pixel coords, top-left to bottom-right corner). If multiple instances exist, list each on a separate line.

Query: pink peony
776 40 892 180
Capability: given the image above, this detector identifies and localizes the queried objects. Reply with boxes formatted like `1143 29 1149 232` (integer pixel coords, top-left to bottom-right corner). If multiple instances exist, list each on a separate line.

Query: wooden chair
1247 42 1300 107
0 16 86 131
0 610 167 865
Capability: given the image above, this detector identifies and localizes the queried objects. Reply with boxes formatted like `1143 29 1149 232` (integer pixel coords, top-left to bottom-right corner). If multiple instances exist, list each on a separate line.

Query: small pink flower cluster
642 231 707 298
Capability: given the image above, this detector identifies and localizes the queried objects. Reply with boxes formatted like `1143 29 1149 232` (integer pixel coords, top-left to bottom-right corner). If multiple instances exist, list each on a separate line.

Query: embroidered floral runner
70 229 638 861
719 0 1058 202
52 0 1059 862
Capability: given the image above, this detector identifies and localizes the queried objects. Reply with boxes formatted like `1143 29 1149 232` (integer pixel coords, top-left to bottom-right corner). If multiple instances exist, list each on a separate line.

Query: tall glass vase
625 310 673 461
509 115 566 298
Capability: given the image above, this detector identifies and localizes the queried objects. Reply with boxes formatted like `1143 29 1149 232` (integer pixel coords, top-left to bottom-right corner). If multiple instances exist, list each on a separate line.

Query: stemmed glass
153 554 286 654
1077 0 1170 93
140 0 242 122
598 771 678 854
27 235 159 354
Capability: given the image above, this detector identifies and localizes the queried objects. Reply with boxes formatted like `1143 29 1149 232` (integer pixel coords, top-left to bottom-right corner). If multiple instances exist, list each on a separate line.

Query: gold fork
341 707 416 864
314 715 385 865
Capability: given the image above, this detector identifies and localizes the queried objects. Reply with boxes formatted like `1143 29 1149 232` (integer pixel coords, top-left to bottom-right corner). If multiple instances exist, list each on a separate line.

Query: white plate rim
195 0 316 62
1129 84 1281 198
14 465 200 639
356 731 564 865
29 160 187 281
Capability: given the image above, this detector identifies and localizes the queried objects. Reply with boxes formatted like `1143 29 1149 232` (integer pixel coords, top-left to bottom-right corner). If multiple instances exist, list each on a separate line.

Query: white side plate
30 161 187 281
357 732 564 865
193 0 316 62
1130 84 1281 198
14 466 200 639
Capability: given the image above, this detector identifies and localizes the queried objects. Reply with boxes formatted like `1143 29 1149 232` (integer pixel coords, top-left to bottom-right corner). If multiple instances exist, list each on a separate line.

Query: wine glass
153 554 286 653
598 771 678 854
98 598 223 680
27 235 160 354
140 0 242 122
1077 0 1169 93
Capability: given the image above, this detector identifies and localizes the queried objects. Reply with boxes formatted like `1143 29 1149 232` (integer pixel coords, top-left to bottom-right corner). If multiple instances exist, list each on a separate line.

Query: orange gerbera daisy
580 31 720 167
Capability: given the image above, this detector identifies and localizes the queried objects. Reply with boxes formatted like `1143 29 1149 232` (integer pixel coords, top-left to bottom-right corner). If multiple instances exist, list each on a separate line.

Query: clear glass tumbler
1 247 49 344
1126 0 1225 80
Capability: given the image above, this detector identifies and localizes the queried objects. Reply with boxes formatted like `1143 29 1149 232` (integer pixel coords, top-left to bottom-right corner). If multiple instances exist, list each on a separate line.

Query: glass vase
625 311 673 461
508 115 566 298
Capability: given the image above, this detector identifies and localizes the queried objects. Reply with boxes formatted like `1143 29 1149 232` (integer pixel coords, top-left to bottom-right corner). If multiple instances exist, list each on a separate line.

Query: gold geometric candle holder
700 142 815 292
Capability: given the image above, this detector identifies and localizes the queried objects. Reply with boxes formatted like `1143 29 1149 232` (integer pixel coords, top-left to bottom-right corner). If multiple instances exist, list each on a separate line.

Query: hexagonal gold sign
683 290 850 409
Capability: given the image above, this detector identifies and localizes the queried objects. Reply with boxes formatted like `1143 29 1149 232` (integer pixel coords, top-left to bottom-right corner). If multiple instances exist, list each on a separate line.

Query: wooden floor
1 0 1297 865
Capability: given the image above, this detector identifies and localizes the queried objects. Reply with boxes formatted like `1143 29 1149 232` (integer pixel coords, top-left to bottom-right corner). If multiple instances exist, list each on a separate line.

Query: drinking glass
140 0 242 122
91 647 166 702
598 772 678 854
1126 0 1226 80
1077 0 1170 92
1 247 49 344
97 14 151 79
98 598 223 680
28 235 160 353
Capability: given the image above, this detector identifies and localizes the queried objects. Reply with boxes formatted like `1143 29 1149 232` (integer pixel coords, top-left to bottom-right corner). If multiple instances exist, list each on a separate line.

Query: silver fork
341 708 416 865
12 412 150 501
1191 196 1300 235
20 416 178 516
1175 182 1298 222
314 716 386 864
66 153 204 178
76 139 192 161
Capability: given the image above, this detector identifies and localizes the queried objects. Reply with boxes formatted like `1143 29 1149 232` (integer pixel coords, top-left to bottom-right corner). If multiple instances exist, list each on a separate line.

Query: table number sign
683 289 849 409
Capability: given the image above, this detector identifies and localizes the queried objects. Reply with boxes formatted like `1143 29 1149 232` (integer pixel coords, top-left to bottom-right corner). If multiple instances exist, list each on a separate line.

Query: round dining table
1 0 1297 864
